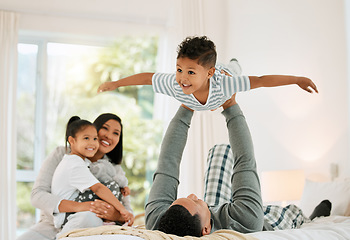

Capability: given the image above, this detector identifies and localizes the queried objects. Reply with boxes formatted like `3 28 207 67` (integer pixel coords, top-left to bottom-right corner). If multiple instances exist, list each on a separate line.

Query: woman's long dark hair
93 113 123 165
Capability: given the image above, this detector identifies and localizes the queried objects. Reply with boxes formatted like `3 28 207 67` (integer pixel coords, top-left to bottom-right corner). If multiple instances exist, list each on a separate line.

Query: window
16 36 162 235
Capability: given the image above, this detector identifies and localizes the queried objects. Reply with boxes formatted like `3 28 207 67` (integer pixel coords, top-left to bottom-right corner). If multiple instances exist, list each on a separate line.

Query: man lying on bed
144 94 332 237
145 95 264 236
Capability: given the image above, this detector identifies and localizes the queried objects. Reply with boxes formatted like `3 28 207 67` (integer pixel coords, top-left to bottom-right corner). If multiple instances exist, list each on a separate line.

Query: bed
61 178 350 240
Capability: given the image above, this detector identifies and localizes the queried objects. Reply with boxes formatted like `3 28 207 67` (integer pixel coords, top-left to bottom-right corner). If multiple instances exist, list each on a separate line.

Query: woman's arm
113 165 128 188
249 75 318 93
31 146 66 215
98 73 154 93
90 183 134 225
89 199 123 221
58 198 124 222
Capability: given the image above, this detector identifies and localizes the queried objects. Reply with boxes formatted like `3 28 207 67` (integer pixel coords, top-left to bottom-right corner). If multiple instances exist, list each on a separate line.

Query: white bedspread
248 216 350 240
63 216 350 240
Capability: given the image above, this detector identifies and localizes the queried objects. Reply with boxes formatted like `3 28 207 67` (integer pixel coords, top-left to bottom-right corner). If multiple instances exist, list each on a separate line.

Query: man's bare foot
221 94 237 110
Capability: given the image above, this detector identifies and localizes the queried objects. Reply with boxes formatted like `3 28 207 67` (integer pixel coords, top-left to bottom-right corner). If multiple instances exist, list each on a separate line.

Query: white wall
201 0 349 180
0 0 172 43
1 0 349 182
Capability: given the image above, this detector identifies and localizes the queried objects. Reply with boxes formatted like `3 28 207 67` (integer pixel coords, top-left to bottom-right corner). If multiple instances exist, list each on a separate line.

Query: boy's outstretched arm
98 72 154 93
249 75 318 93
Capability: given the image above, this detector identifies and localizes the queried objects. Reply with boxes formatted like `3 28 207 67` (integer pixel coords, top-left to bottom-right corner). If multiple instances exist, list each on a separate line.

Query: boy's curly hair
158 205 202 237
177 36 217 68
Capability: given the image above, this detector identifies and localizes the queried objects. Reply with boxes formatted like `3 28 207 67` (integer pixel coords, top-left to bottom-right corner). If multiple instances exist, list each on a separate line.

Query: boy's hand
297 77 318 93
120 186 130 197
97 81 118 93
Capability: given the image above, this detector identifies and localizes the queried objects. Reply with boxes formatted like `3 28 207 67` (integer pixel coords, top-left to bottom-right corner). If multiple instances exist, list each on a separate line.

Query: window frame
16 38 47 182
16 33 112 181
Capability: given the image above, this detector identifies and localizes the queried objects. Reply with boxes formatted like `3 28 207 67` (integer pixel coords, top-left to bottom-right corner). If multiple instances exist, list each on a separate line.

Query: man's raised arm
145 105 194 230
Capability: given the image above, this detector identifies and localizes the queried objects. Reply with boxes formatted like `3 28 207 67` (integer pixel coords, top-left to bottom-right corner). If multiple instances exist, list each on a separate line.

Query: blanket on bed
60 225 258 240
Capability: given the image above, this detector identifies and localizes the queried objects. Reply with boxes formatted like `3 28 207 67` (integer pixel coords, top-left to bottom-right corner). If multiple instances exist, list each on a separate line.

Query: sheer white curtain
177 0 208 199
154 0 228 199
0 10 19 240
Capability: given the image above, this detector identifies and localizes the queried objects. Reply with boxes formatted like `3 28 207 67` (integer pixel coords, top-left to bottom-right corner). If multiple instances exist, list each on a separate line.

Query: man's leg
203 144 311 231
221 100 264 232
309 200 331 220
264 200 331 231
263 204 310 230
204 144 234 207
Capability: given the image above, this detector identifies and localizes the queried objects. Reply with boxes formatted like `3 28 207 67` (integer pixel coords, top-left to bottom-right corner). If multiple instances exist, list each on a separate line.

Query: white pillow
299 178 350 216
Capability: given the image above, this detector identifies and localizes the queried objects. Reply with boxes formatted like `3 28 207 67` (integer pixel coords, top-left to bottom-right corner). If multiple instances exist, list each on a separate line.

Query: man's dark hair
177 36 217 68
158 205 202 237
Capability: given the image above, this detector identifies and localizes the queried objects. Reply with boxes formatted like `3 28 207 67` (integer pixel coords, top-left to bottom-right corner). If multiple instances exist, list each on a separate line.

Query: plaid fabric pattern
203 144 310 231
204 144 234 206
263 204 310 230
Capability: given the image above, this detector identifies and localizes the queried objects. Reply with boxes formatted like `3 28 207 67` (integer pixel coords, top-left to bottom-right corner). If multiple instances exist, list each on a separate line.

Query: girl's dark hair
158 205 202 237
93 113 123 165
177 36 217 68
65 116 94 150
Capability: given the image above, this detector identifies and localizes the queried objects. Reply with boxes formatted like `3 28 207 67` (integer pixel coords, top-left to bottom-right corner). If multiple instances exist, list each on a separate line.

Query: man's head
176 36 217 96
158 194 212 237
